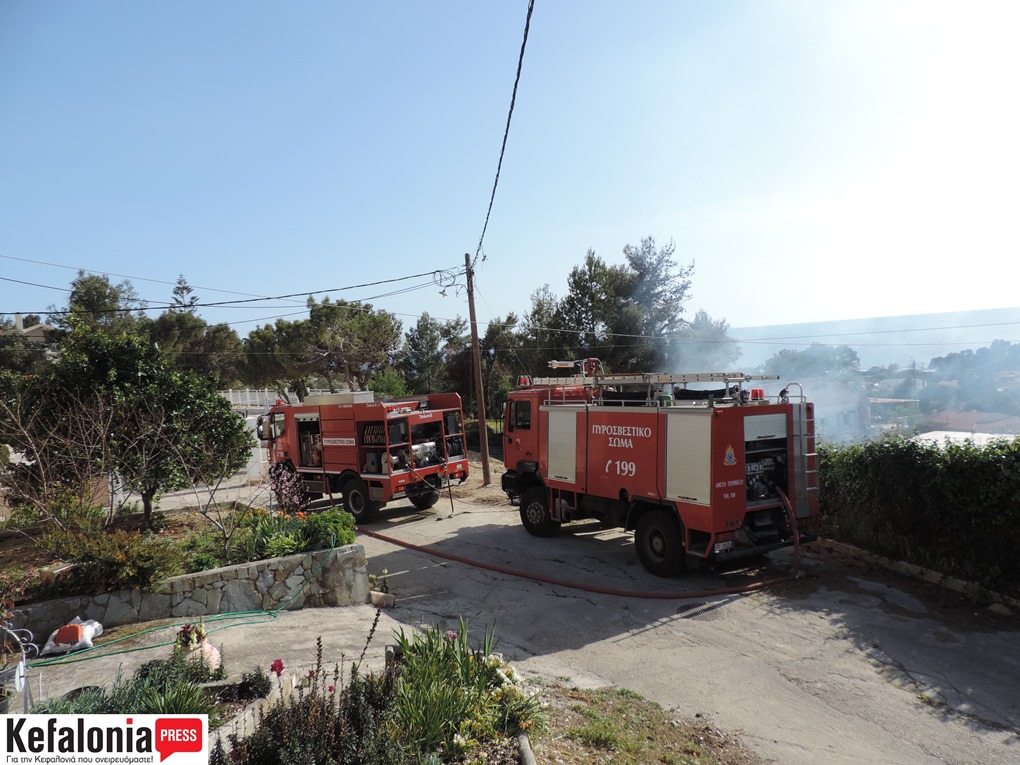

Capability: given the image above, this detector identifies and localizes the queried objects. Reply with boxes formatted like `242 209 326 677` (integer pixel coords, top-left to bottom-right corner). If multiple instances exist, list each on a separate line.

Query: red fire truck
501 359 819 576
258 391 469 521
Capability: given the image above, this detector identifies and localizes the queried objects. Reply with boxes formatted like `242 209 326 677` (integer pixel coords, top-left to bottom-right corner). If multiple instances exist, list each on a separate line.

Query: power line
222 310 309 328
473 0 536 268
217 281 463 328
0 268 463 318
0 276 72 293
186 271 449 309
0 253 304 304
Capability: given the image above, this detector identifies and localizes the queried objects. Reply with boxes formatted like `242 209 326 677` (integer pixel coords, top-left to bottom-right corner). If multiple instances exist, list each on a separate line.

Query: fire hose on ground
359 487 802 601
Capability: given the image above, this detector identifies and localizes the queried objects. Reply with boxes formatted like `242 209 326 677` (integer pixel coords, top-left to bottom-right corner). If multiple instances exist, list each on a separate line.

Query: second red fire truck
501 359 819 576
259 391 469 521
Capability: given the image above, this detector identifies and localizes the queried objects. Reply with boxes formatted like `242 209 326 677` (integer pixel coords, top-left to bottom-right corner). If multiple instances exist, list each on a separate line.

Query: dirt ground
449 454 509 504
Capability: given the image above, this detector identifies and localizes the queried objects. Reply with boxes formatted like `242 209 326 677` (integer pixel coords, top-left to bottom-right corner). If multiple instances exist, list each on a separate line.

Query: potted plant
175 621 208 652
175 621 221 673
368 569 394 608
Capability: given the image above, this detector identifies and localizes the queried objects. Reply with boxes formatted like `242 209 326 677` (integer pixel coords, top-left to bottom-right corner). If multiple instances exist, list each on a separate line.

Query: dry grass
532 682 763 765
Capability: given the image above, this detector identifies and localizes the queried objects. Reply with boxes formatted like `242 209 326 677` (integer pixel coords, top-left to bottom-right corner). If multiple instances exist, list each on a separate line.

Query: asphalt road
26 492 1020 765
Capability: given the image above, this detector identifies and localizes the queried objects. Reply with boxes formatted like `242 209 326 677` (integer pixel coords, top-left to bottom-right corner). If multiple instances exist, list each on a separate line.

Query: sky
1 0 1018 346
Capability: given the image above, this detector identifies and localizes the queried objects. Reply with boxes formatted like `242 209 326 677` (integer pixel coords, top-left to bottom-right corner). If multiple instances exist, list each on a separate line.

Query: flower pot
180 641 222 672
370 591 395 608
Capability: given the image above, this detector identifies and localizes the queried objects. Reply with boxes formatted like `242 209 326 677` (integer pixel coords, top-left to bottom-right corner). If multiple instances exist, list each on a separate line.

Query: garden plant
216 618 542 764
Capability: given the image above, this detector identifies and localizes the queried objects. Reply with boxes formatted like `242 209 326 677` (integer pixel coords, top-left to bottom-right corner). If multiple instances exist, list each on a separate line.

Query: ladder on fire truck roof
525 370 779 387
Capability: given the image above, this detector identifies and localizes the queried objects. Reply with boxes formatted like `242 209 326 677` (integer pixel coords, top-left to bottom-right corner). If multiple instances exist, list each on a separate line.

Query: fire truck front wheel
519 487 561 538
635 509 687 577
342 478 380 522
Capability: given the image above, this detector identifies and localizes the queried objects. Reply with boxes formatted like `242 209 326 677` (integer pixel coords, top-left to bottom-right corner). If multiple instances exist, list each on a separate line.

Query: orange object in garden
258 391 469 522
55 623 84 645
500 359 820 577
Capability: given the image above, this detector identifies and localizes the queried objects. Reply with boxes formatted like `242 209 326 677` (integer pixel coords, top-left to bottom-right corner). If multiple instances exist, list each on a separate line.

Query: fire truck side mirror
256 416 268 444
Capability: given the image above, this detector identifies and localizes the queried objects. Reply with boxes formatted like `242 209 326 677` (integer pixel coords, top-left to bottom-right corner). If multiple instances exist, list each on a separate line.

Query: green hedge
819 436 1020 596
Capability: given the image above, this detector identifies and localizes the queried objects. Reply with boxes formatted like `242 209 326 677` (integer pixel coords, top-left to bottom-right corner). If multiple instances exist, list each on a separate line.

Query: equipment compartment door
744 413 787 442
664 410 712 505
546 409 578 484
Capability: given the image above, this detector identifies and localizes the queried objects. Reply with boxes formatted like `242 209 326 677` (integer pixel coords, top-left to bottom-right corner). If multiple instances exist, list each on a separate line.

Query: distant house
914 431 1015 447
0 313 60 360
17 319 56 343
926 409 1020 436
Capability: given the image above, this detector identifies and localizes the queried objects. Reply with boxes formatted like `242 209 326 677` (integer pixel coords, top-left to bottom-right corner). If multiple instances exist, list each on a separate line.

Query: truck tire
519 487 561 537
635 509 686 577
409 490 440 510
342 478 379 523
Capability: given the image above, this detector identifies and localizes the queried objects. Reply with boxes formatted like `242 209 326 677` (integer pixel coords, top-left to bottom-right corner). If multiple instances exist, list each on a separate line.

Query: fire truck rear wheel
635 509 687 577
409 491 440 510
342 478 379 522
520 487 560 537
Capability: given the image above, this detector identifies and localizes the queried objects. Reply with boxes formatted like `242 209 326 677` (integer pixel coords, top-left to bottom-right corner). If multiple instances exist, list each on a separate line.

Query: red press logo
2 715 208 764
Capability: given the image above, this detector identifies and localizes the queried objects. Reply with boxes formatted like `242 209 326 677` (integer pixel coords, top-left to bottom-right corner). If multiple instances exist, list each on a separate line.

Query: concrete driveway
27 494 1020 765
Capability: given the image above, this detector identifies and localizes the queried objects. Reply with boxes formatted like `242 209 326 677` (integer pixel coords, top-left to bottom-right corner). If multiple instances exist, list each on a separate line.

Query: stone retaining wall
11 544 369 642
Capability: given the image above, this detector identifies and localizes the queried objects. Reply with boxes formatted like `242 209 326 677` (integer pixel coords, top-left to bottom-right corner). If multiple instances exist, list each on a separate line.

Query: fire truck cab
259 391 469 521
501 359 819 576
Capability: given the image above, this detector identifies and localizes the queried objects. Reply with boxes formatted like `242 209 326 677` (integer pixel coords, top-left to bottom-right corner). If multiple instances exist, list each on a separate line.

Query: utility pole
465 253 491 485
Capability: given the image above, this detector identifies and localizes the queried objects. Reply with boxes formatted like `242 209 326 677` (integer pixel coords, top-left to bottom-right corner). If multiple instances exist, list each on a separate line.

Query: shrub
41 520 184 592
216 622 539 765
392 617 544 759
262 533 299 558
301 508 356 550
819 436 1020 594
181 529 230 572
138 682 216 715
229 508 356 564
218 639 407 765
138 648 224 686
269 465 310 515
33 653 219 717
0 570 30 622
1 479 106 530
234 666 272 702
